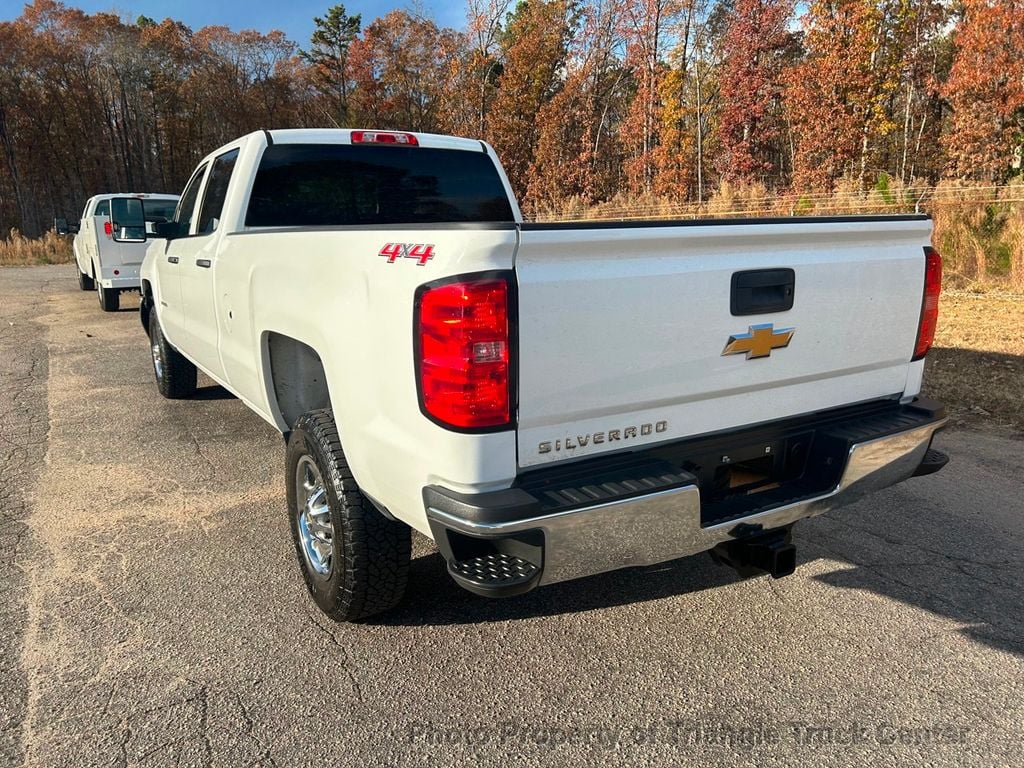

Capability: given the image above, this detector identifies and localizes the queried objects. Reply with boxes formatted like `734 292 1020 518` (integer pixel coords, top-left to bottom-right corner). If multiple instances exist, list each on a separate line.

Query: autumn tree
459 0 515 136
1 0 1023 240
886 0 949 184
652 0 726 201
526 0 631 206
619 0 683 195
486 0 573 200
0 0 308 236
300 5 362 127
784 0 886 190
943 0 1024 180
716 0 795 186
347 10 462 132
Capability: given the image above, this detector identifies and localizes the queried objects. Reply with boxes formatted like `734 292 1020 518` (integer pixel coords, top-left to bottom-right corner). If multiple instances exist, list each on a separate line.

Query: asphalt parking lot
2 264 1023 767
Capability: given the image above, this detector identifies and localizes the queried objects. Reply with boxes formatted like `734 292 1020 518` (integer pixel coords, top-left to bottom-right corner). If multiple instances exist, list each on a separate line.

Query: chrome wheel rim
295 456 334 577
151 337 164 379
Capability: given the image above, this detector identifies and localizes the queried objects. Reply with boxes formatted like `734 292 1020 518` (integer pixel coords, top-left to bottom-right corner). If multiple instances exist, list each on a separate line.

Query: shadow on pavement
192 384 235 400
796 437 1024 660
369 547 737 627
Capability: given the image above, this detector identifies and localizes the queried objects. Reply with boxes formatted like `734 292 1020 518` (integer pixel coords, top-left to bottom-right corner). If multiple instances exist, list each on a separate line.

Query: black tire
150 317 197 399
98 285 120 312
77 267 94 291
286 409 411 621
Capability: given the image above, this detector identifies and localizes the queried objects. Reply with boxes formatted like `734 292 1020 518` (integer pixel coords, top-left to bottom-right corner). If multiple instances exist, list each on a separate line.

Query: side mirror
54 217 77 236
153 220 183 240
110 197 147 243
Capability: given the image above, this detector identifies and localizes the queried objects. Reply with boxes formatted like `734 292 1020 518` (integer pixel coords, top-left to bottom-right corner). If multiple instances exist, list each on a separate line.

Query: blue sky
2 1 468 45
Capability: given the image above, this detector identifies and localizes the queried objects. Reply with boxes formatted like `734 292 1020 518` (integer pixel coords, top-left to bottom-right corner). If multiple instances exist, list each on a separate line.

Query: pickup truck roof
264 128 486 154
86 193 179 205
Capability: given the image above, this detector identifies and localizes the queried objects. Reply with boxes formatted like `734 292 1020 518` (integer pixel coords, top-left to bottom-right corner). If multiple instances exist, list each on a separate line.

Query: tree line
1 0 1022 236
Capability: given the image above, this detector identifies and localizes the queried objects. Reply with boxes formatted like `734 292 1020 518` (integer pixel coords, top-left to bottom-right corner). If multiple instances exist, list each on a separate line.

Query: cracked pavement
1 265 1023 767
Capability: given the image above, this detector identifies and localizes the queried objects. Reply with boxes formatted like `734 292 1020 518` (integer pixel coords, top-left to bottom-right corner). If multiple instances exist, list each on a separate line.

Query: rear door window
175 163 209 234
93 200 110 217
245 144 514 227
197 149 240 234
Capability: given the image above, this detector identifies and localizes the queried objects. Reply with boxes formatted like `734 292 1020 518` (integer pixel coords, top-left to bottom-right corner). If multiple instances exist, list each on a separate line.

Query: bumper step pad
448 553 540 596
913 448 949 477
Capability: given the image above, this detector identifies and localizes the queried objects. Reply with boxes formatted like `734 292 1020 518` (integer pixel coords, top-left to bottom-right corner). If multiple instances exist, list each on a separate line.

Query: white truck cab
138 129 948 622
73 193 179 311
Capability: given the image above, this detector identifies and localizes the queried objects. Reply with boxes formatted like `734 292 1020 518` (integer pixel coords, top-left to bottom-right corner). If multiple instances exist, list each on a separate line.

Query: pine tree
299 5 362 127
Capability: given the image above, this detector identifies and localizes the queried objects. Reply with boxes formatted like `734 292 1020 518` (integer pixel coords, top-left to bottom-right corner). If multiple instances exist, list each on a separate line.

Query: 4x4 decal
379 243 435 266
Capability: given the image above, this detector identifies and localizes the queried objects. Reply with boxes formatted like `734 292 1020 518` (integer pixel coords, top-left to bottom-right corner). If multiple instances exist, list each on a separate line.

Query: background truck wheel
150 318 197 399
286 409 411 621
97 285 120 312
77 268 94 291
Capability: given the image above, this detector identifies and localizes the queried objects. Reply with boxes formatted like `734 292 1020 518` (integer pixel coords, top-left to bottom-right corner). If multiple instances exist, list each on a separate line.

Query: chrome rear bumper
426 401 947 593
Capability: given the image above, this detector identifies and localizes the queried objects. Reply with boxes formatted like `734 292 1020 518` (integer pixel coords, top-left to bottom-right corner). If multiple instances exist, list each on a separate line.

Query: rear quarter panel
226 225 520 536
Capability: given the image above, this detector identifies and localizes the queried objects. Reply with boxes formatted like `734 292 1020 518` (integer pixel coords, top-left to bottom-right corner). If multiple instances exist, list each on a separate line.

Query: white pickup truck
73 193 179 311
134 128 948 621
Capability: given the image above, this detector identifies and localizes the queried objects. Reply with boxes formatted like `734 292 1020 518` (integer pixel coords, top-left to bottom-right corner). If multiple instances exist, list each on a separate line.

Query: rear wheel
286 409 411 621
77 268 94 291
150 317 197 399
97 285 120 312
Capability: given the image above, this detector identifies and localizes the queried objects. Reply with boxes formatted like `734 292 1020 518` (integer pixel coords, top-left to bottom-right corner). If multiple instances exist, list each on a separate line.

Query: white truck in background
73 193 179 311
130 128 948 622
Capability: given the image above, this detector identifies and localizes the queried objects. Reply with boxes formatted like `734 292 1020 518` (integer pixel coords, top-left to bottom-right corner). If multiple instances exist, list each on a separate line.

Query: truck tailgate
514 217 932 468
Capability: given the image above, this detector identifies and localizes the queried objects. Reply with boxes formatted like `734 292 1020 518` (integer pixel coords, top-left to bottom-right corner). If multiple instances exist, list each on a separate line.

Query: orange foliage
943 0 1024 181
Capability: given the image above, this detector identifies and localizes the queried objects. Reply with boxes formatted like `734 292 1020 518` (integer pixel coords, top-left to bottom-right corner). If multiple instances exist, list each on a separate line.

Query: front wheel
98 285 120 312
77 267 94 291
286 409 411 621
150 317 197 399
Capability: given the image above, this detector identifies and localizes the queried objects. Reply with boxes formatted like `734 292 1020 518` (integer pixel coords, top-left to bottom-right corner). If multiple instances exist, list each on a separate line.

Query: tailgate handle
731 269 795 316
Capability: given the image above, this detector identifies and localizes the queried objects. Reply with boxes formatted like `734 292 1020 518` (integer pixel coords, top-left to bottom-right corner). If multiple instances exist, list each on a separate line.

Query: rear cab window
144 200 178 223
244 144 514 227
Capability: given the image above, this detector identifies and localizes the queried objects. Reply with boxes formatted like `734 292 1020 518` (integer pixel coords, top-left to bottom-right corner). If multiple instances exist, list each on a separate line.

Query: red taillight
351 130 418 146
417 276 512 430
913 247 942 360
103 221 112 236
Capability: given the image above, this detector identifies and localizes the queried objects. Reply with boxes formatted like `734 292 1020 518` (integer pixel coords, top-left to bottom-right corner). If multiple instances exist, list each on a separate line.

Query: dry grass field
925 291 1024 434
0 229 73 266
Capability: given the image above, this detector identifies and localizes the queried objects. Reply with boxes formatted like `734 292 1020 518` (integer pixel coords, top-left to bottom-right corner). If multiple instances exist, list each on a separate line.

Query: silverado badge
722 323 794 360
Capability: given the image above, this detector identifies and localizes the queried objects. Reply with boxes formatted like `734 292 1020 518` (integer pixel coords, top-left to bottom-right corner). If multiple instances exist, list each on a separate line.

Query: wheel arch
263 332 332 434
140 279 154 333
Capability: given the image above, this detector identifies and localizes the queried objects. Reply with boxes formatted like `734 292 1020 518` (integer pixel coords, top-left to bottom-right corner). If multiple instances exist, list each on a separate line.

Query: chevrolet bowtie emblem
722 323 795 360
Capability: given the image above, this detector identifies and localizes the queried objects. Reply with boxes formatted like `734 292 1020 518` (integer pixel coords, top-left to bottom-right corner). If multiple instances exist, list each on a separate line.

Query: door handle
196 259 211 268
730 268 795 316
167 256 179 264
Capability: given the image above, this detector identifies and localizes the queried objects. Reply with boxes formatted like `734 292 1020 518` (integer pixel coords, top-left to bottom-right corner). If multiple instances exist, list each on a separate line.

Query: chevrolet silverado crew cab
133 128 948 621
74 193 179 311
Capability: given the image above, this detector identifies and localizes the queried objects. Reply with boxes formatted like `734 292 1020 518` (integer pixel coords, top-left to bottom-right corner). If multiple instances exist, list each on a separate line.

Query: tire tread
288 409 411 621
151 319 197 399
